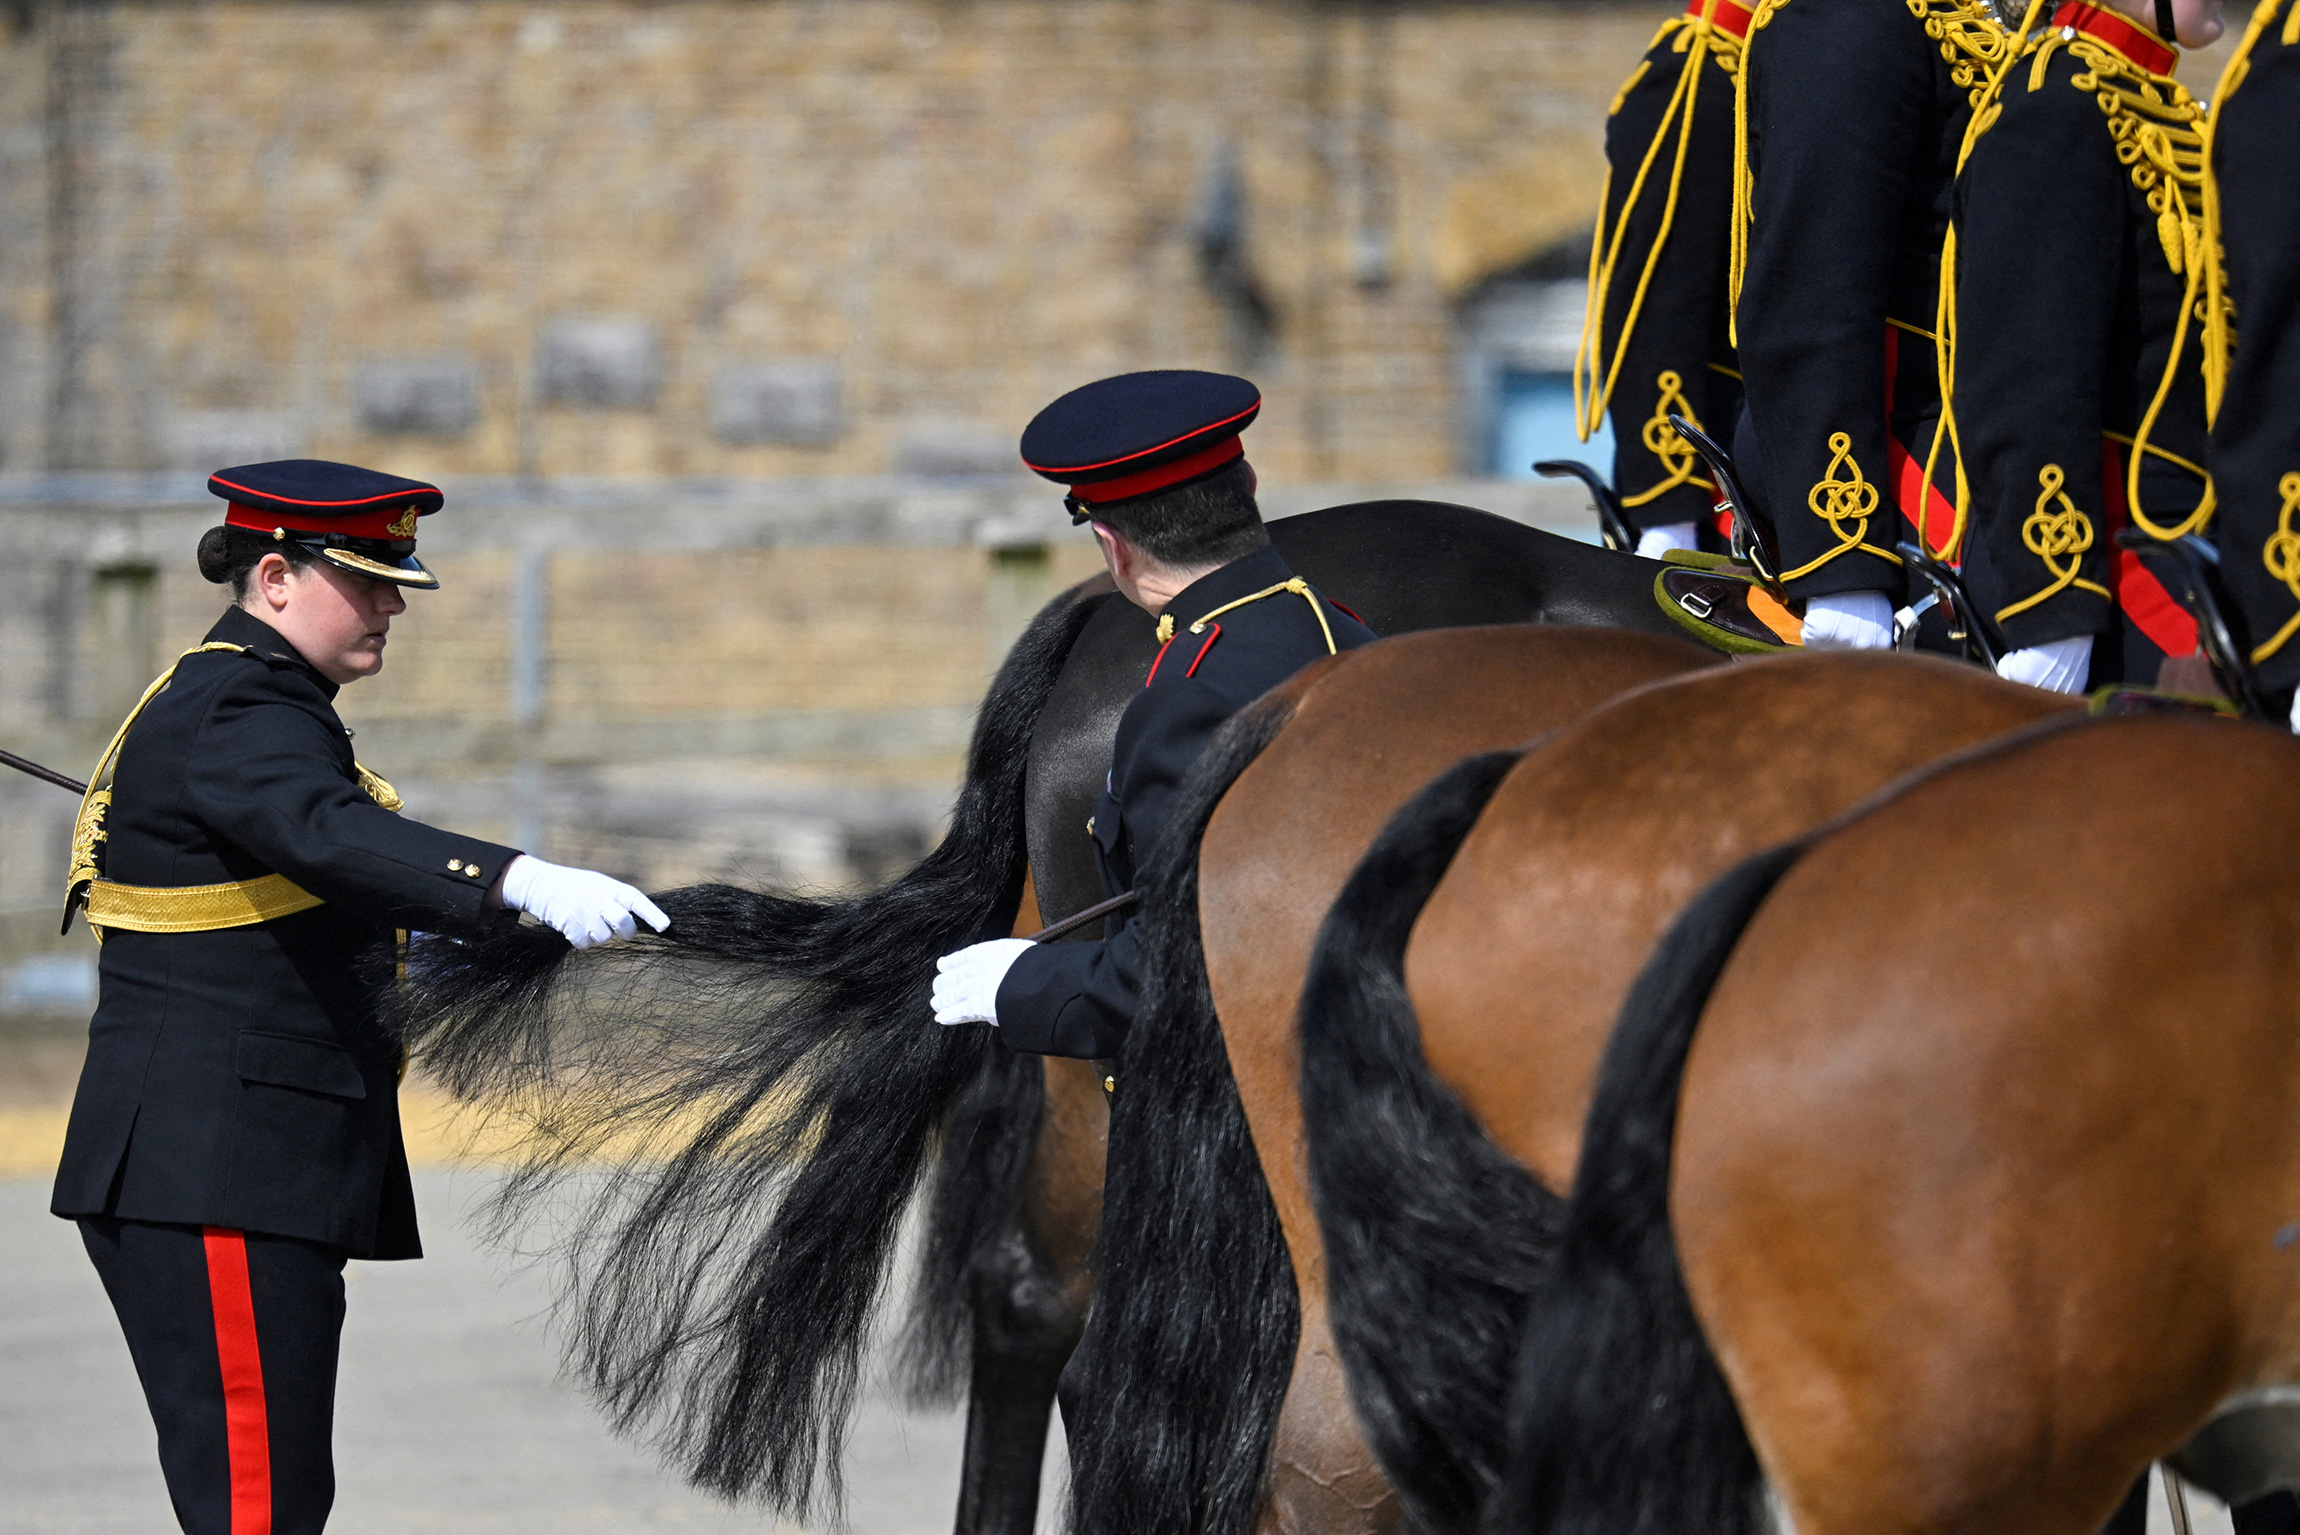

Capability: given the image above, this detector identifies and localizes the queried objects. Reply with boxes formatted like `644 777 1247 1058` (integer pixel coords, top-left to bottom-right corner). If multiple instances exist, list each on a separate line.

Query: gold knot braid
2251 471 2300 664
1624 371 1705 509
1779 432 1902 581
1996 464 2112 623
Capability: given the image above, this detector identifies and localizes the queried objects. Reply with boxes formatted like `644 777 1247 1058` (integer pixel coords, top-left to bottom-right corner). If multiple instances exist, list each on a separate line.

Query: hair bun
195 525 234 583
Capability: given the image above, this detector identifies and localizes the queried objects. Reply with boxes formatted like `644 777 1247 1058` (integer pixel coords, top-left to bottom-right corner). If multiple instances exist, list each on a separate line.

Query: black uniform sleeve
1597 33 1744 531
183 672 521 929
1737 0 1932 597
992 675 1234 1059
1951 60 2126 650
2210 13 2300 691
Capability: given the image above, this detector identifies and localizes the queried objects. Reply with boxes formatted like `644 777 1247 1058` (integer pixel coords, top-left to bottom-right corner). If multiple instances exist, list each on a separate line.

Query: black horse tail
1296 747 1556 1535
1491 837 1809 1535
389 580 1109 1523
1062 684 1308 1535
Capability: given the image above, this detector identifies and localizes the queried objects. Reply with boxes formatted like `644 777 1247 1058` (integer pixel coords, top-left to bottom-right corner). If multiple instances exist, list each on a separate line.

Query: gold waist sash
85 872 325 934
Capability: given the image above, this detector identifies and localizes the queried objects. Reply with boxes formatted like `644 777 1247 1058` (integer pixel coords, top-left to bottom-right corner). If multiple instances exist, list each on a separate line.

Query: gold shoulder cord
1152 579 1340 656
2207 0 2300 662
65 644 404 938
1575 0 1745 505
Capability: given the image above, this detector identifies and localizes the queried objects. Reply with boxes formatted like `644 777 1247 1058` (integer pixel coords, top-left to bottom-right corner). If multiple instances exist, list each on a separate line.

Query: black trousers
80 1217 347 1535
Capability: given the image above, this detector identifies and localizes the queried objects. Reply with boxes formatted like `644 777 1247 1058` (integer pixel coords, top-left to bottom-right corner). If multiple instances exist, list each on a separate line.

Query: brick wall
0 0 1673 481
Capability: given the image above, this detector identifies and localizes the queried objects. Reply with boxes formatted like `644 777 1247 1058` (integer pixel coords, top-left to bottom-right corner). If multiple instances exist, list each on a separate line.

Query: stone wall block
536 317 662 409
355 357 482 438
710 359 843 445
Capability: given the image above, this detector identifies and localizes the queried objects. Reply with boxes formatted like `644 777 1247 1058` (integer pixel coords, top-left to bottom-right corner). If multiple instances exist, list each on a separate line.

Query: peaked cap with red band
209 459 444 589
1020 370 1260 522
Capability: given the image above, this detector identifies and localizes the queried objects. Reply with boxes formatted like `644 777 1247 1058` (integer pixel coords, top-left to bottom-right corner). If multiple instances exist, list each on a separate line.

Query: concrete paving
0 1170 1060 1533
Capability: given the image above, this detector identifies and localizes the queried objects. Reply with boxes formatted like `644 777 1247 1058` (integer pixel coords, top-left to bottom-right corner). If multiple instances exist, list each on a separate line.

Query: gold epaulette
63 641 404 937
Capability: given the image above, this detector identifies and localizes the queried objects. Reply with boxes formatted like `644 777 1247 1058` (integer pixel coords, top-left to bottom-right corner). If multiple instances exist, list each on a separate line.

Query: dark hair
196 525 320 598
1089 458 1268 568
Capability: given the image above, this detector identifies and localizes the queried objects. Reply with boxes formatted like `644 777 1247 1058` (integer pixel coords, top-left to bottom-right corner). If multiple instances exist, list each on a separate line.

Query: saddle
1653 551 1803 654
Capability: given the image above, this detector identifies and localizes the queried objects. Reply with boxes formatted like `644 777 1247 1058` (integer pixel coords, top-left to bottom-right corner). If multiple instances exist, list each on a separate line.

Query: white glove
2290 690 2300 735
1635 522 1702 559
1995 634 2094 695
932 938 1033 1026
1801 590 1896 651
497 854 671 949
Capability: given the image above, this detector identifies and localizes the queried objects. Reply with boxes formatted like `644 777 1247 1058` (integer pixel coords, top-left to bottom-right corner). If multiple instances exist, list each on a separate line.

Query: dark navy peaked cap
1021 371 1261 519
209 459 444 589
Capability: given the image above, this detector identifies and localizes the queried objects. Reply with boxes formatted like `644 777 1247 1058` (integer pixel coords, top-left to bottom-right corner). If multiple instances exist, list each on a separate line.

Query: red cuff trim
2050 1 2176 75
1063 437 1246 506
1690 0 1756 40
203 1228 272 1535
1184 623 1222 677
224 500 423 541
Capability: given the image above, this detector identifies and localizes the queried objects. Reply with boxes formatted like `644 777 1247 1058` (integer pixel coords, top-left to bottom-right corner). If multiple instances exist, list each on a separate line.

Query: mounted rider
1949 0 2221 693
1582 0 1754 559
2206 0 2300 730
1730 0 2010 652
932 371 1375 1057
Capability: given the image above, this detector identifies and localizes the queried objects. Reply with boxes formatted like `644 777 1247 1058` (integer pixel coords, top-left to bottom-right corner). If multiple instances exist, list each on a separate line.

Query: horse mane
1493 839 1802 1535
1296 747 1560 1535
389 579 1111 1523
1062 685 1307 1535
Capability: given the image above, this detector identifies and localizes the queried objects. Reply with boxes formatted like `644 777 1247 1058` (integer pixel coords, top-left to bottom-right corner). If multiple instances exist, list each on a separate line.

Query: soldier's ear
248 550 296 612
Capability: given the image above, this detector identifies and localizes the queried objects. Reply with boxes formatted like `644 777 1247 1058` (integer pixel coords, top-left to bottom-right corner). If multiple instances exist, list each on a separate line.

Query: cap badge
386 506 420 538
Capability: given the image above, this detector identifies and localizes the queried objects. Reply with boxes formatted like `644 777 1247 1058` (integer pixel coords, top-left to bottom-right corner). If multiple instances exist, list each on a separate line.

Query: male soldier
1581 0 1752 558
1732 0 2007 649
1952 0 2223 691
52 461 667 1535
2207 0 2300 728
931 372 1374 1056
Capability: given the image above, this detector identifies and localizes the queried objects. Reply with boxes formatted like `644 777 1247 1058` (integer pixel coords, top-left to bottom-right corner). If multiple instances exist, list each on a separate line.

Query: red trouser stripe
202 1227 272 1535
2101 439 2201 659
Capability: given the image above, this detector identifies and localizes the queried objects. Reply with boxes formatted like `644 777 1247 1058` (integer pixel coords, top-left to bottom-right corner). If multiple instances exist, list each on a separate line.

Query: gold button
447 859 463 872
1102 1075 1116 1093
465 866 481 878
1086 817 1095 835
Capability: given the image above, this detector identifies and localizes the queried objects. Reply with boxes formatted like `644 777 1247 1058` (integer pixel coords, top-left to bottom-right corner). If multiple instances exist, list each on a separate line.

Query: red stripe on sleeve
203 1228 273 1535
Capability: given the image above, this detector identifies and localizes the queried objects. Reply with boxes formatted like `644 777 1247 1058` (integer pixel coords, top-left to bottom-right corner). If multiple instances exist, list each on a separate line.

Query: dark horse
391 498 1678 1533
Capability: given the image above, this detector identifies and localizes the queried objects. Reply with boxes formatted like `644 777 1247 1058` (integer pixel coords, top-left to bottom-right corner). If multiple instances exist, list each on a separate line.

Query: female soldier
49 460 667 1535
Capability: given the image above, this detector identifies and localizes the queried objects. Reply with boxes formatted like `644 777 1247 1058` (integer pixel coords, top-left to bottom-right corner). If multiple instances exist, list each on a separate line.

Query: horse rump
1297 746 1556 1535
386 580 1109 1521
1493 839 1805 1535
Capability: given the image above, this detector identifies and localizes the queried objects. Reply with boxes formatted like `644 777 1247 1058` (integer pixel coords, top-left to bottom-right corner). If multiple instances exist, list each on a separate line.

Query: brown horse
1280 651 2076 1533
1061 624 1719 1535
1484 712 2300 1535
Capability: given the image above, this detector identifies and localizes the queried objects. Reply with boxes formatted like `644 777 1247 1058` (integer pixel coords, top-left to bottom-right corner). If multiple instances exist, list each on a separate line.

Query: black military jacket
1736 0 2002 600
2209 0 2300 693
51 604 519 1259
995 545 1375 1059
1953 28 2210 670
1592 0 1747 535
